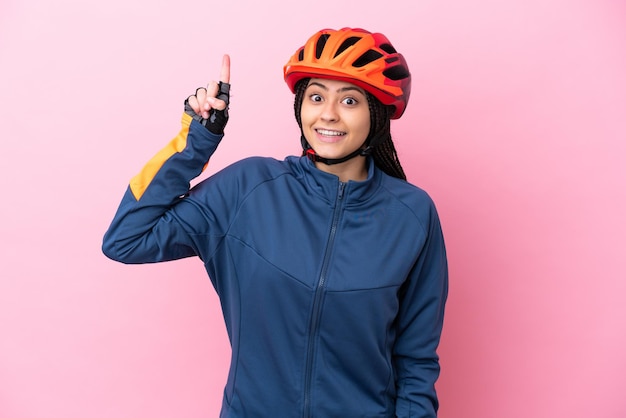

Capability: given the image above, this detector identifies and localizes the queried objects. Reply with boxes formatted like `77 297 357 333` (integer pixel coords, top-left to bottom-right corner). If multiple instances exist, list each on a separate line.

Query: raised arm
102 55 232 264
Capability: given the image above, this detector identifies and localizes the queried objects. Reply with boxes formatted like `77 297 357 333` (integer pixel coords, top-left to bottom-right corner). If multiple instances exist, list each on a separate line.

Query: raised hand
185 55 231 135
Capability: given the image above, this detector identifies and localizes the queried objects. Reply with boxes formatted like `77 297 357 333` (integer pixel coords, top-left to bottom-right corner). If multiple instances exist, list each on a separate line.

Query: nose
320 101 339 122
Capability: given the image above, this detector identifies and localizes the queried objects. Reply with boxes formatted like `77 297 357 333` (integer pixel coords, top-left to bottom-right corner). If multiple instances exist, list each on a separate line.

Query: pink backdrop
1 0 625 417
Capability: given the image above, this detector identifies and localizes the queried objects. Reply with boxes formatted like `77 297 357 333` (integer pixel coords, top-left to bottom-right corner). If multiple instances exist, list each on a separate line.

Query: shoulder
378 173 441 227
216 156 298 185
380 174 435 207
192 156 297 196
211 156 287 178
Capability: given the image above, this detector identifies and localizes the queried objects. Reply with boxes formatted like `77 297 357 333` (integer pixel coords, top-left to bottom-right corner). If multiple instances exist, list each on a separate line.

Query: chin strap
301 127 387 165
305 144 373 165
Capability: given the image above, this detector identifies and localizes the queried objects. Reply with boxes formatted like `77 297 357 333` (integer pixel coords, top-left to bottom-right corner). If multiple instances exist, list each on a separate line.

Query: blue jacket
103 113 448 417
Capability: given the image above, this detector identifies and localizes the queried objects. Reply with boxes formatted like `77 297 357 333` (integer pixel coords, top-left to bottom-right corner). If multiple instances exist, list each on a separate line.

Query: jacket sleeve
102 113 224 264
394 201 449 418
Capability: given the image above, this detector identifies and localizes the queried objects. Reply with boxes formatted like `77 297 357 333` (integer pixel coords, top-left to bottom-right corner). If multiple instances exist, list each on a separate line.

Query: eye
309 93 323 103
342 97 358 106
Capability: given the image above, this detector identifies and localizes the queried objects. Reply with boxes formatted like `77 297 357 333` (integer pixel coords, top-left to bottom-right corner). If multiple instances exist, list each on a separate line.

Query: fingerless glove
184 82 230 135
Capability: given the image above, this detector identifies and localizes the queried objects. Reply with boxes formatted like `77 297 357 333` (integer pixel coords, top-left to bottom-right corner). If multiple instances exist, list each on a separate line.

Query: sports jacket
103 113 448 418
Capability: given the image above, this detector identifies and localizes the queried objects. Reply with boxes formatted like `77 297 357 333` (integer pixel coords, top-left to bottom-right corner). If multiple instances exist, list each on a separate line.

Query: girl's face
300 78 371 170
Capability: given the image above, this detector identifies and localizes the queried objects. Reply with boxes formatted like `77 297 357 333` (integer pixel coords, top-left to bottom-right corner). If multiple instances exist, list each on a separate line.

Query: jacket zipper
303 182 346 418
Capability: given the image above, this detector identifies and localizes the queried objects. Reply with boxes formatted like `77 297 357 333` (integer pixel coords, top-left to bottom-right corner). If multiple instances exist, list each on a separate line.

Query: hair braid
294 79 307 130
366 92 407 181
293 79 407 181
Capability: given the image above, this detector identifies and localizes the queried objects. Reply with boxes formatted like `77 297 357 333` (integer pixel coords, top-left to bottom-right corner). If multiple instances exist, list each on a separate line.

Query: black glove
184 81 230 135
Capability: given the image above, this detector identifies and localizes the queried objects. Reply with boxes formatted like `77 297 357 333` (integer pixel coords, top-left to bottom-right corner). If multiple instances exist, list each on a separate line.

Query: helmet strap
305 144 373 165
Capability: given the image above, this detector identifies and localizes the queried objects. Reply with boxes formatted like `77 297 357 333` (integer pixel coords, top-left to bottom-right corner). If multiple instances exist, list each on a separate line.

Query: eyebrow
307 81 366 95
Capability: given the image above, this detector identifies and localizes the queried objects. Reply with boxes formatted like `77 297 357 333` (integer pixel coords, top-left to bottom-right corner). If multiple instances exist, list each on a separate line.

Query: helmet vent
352 50 383 68
315 34 331 59
379 43 397 54
334 36 362 57
298 48 304 61
383 66 410 81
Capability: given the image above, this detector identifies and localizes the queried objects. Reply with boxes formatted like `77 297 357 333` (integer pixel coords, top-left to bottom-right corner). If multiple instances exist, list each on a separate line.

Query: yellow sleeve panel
129 113 194 201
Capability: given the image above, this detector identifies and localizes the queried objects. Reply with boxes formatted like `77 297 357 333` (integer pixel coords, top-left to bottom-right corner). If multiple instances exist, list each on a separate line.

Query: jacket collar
290 155 383 205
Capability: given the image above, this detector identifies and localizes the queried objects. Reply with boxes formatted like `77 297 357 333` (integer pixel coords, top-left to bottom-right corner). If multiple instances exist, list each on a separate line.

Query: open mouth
315 129 346 142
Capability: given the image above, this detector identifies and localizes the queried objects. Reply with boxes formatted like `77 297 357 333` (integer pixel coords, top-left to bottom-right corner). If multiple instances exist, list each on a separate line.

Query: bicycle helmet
284 27 411 119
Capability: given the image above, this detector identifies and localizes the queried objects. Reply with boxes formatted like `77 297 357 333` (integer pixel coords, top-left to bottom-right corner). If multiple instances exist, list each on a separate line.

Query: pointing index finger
220 54 230 84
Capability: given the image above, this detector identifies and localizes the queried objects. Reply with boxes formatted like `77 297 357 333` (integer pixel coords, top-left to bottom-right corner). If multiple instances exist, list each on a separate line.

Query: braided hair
293 79 407 181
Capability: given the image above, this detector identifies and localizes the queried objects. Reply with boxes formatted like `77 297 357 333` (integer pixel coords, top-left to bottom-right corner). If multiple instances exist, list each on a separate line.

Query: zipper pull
338 182 346 200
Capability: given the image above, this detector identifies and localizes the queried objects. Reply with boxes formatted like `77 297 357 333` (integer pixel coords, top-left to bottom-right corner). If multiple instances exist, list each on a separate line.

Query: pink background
1 0 625 417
